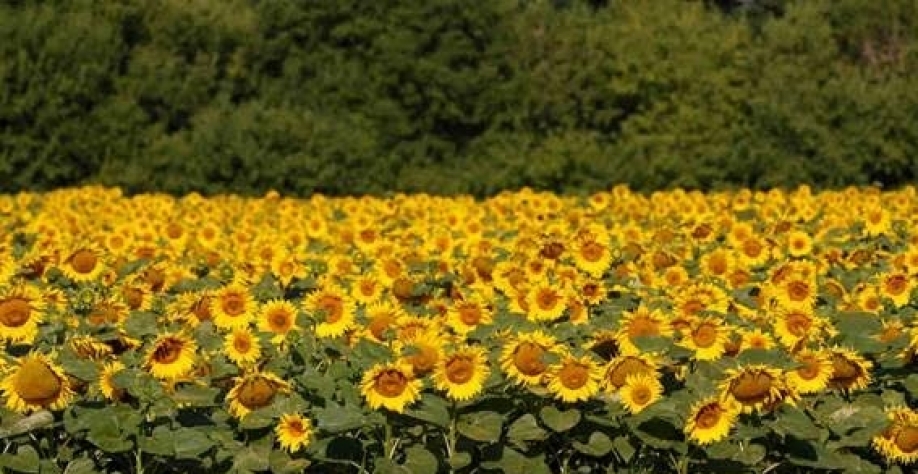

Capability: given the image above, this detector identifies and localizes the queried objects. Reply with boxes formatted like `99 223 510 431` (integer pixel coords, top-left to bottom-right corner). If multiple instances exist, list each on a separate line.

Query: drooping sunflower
145 332 198 380
0 352 75 413
211 282 256 330
59 242 107 282
719 364 795 414
785 349 833 394
619 373 664 414
500 330 560 386
227 370 292 419
616 305 673 356
360 361 422 413
827 346 872 393
0 284 46 344
98 360 126 401
224 327 262 367
872 406 918 465
602 354 659 393
304 286 356 339
446 297 493 336
545 353 603 403
257 299 299 344
684 397 740 445
275 413 314 454
526 281 569 322
679 317 731 361
432 345 490 402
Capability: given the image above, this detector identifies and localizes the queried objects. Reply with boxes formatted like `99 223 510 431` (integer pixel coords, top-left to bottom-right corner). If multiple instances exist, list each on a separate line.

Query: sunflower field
1 185 917 473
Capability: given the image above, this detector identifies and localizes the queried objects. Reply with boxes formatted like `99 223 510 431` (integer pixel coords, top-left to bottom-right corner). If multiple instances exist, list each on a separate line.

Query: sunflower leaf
60 358 99 383
457 410 503 443
0 410 53 439
507 414 548 445
403 394 450 428
314 403 365 434
402 446 439 474
539 406 580 433
123 311 160 338
612 436 636 462
268 450 311 474
0 445 40 473
573 431 613 457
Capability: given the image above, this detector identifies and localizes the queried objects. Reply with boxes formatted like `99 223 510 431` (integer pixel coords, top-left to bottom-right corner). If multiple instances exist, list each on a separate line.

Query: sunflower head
276 413 314 453
685 397 740 445
432 345 490 402
145 333 198 380
873 407 918 465
228 371 292 419
0 352 74 413
360 362 422 413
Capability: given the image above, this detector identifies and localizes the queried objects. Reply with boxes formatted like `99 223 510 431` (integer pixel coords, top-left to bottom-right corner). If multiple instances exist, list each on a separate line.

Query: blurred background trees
1 0 916 197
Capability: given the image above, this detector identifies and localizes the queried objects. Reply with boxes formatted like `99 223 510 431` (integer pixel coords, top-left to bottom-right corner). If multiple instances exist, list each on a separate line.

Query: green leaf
613 436 636 462
373 458 410 474
0 445 40 473
268 450 311 474
732 443 766 465
173 427 215 459
632 335 670 353
704 441 735 460
62 458 96 474
403 394 450 428
239 408 275 430
138 426 174 457
507 414 548 446
457 411 503 443
0 410 54 439
314 404 365 433
771 407 822 441
123 311 160 338
573 431 614 457
480 447 551 474
902 374 918 397
233 447 269 472
172 384 221 407
402 446 439 474
539 406 581 433
448 452 472 470
60 358 99 382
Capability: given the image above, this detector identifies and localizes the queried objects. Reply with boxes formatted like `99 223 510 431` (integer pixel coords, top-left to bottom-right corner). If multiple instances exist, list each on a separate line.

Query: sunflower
395 329 445 377
211 282 256 330
526 282 569 322
145 332 197 380
545 353 603 403
86 297 131 327
500 330 560 386
684 397 740 445
432 345 490 402
771 275 817 310
98 360 126 401
59 242 107 282
671 282 730 324
275 413 314 453
304 286 356 339
69 335 113 360
446 297 493 336
257 299 299 344
862 206 891 237
872 407 918 465
619 373 664 414
738 328 776 352
0 352 74 413
571 237 613 278
719 364 794 414
351 274 384 305
363 300 406 344
360 361 422 413
879 271 914 308
616 305 673 356
699 248 734 280
773 306 823 349
827 347 872 393
678 317 731 361
785 230 813 258
0 284 45 344
224 328 262 367
227 370 292 419
602 354 658 393
785 349 833 394
855 285 884 314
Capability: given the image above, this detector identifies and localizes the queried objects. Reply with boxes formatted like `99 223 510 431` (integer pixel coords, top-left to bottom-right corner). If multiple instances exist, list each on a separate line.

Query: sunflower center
558 363 589 390
374 370 408 398
458 305 482 326
541 242 565 260
729 371 773 403
580 241 605 262
368 314 395 341
445 357 475 384
796 356 821 380
238 377 277 409
268 310 293 333
234 335 252 353
830 355 862 385
15 359 62 405
885 275 908 295
630 385 652 405
784 312 812 336
607 358 651 388
894 426 918 454
691 323 718 348
708 255 728 275
166 222 184 239
286 419 306 437
692 224 712 240
0 298 31 328
627 317 659 339
152 338 185 364
695 405 723 429
193 296 213 321
70 250 98 274
513 343 547 376
786 280 811 302
743 239 762 258
222 293 247 317
535 289 560 311
681 299 705 317
359 280 377 297
408 345 439 375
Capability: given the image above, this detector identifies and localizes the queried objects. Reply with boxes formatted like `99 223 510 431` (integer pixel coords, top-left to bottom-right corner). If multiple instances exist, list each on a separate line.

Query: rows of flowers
0 185 917 473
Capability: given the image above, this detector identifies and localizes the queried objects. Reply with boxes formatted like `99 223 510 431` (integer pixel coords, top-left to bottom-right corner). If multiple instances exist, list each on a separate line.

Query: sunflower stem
447 400 459 471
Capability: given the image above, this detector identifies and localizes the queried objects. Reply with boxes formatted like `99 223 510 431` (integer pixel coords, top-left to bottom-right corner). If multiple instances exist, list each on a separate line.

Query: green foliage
2 0 917 196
